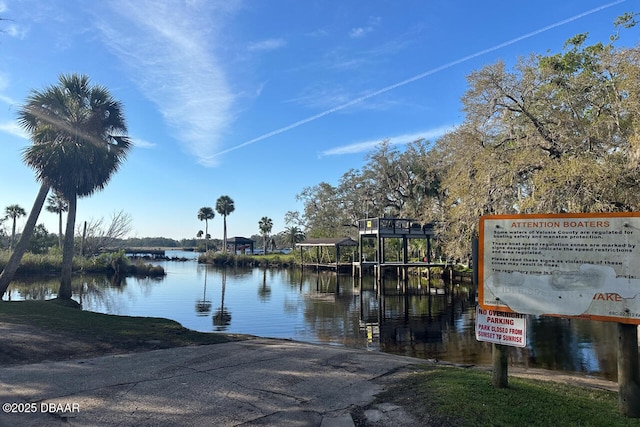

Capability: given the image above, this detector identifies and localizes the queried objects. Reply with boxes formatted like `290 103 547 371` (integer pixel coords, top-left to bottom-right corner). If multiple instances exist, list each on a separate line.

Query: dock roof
296 237 358 247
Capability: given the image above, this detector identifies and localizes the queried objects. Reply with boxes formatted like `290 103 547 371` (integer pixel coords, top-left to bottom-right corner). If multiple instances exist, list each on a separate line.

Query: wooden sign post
476 305 527 388
478 213 640 417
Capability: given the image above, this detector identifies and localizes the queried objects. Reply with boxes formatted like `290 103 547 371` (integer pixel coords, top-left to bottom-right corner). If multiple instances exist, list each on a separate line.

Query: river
2 250 622 381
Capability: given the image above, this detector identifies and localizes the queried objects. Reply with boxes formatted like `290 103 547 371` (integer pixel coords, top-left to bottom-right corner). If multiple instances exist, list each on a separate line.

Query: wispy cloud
95 0 239 167
320 126 454 157
248 38 286 52
0 121 27 139
132 137 155 149
349 16 381 38
349 27 372 38
5 23 27 39
0 73 18 105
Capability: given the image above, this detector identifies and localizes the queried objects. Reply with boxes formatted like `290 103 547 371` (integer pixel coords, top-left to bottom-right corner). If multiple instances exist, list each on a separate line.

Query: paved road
0 339 424 426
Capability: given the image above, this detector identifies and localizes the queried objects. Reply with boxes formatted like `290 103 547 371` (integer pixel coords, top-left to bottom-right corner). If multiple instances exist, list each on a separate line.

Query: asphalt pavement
0 338 425 426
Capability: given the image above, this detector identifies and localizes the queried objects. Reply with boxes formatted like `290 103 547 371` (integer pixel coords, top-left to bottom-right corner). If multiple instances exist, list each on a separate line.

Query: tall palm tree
5 204 26 250
215 195 235 253
18 73 132 300
197 207 215 251
45 190 68 250
258 216 273 254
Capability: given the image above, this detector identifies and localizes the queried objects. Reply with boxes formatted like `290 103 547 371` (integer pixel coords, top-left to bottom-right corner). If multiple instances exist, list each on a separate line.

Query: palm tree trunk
58 211 63 250
10 218 17 251
205 220 209 251
223 216 227 253
58 194 77 300
0 184 49 297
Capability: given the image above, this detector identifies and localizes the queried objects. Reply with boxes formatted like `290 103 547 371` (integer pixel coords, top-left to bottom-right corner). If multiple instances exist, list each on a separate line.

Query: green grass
0 299 237 348
377 365 640 426
198 252 296 267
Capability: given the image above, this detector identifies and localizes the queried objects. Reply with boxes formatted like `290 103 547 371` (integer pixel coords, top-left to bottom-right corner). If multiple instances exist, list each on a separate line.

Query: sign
479 213 640 324
475 306 526 347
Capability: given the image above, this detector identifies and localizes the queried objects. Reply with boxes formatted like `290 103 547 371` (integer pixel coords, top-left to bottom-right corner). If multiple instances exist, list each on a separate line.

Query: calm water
3 250 622 381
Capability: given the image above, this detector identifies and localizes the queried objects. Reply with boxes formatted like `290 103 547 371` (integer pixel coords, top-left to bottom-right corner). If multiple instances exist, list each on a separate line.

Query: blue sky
0 0 637 241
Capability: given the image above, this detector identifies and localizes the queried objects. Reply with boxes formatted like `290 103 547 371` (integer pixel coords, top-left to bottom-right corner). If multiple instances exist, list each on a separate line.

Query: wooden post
492 343 508 388
618 323 640 417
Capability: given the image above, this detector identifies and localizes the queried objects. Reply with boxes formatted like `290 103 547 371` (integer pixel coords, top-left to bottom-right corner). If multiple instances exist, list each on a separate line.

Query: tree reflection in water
213 269 231 331
194 265 212 317
2 254 623 381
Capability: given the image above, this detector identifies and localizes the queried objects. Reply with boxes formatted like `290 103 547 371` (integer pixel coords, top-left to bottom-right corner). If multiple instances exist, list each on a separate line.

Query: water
2 250 622 381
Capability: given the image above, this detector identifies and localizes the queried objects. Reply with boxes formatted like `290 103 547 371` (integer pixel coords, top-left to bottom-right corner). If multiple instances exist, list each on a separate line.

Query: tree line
289 23 640 261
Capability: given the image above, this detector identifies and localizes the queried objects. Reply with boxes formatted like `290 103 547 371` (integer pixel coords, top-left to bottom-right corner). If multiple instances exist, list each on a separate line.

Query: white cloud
319 126 455 157
0 121 28 139
349 27 371 38
96 0 239 167
248 38 286 52
132 137 155 149
0 73 17 105
349 16 381 38
6 23 27 39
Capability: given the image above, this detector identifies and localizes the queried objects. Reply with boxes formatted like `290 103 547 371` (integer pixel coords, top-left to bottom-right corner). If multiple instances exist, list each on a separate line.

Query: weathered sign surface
479 213 640 324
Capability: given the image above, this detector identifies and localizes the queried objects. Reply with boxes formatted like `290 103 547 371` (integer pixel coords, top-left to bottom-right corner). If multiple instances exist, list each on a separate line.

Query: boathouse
227 237 255 254
354 217 442 279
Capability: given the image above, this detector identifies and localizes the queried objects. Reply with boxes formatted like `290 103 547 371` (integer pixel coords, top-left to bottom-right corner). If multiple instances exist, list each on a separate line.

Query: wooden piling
618 323 640 417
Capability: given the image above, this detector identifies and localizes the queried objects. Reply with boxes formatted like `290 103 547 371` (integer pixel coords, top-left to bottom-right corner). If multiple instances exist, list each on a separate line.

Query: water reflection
194 266 212 316
258 268 271 302
1 255 623 381
213 269 231 331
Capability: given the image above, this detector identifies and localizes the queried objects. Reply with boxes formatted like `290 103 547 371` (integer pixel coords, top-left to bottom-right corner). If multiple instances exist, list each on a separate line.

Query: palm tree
5 204 26 250
18 73 131 300
285 225 305 249
197 207 215 251
45 190 68 250
215 195 235 253
258 216 273 254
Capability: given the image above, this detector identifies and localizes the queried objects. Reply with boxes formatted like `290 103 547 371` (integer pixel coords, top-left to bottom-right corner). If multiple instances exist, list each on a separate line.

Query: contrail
213 0 626 157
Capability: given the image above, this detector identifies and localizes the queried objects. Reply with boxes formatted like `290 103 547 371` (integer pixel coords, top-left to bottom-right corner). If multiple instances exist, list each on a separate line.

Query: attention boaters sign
479 213 640 324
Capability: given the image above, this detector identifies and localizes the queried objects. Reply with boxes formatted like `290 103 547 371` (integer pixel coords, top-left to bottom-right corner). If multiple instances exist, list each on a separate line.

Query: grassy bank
377 365 639 427
0 299 238 351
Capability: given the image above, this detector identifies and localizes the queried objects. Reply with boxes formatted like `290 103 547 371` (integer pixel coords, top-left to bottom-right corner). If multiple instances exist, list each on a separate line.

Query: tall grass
198 252 296 268
0 249 164 277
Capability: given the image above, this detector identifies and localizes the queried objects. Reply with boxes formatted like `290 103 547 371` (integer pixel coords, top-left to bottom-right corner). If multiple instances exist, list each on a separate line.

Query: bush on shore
198 252 296 268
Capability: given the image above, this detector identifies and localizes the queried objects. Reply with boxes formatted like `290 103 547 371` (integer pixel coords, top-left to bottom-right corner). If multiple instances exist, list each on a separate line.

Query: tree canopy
292 32 640 260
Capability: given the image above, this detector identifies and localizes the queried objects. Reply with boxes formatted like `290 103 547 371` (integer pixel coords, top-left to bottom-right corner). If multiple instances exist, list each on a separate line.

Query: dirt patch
0 322 175 365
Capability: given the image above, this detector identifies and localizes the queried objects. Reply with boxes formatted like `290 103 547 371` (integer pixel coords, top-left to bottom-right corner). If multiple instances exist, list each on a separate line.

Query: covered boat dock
296 237 358 272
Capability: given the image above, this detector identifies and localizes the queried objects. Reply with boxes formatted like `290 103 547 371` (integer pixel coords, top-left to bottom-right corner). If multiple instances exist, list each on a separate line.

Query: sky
0 0 638 241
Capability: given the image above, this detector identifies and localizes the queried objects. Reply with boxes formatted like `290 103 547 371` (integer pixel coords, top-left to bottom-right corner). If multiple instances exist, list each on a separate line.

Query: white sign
475 306 526 347
479 213 640 323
